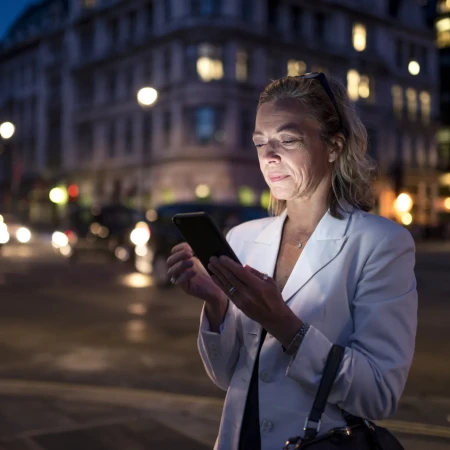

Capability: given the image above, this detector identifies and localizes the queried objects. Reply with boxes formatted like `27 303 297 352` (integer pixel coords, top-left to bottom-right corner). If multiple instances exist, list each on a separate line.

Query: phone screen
172 212 241 275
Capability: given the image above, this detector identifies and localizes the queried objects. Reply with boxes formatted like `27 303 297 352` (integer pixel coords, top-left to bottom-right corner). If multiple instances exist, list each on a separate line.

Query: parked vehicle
135 202 269 286
52 204 150 263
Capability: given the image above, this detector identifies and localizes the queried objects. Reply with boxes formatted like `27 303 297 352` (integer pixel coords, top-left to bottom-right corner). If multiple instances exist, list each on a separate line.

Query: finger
208 260 230 291
216 261 249 293
167 259 194 281
175 270 196 285
171 242 193 254
167 249 194 268
244 265 276 285
218 256 257 286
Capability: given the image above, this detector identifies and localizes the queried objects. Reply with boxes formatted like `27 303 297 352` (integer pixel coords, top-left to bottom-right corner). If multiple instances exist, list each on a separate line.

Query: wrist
267 309 304 349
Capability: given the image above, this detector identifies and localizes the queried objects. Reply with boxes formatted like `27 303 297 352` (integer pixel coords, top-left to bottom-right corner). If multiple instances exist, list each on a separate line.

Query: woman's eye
254 143 265 148
282 140 296 144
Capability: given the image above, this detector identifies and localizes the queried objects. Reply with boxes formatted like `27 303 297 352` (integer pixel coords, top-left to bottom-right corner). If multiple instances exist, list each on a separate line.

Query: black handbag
283 345 405 449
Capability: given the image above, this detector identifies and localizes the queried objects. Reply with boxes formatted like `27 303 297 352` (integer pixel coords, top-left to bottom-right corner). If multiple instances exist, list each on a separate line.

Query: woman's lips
269 175 289 182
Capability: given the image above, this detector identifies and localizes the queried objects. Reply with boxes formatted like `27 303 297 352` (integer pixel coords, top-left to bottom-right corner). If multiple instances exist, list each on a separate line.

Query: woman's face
253 98 334 202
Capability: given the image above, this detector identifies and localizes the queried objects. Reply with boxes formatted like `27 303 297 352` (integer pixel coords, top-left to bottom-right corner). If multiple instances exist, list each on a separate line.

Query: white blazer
198 205 418 450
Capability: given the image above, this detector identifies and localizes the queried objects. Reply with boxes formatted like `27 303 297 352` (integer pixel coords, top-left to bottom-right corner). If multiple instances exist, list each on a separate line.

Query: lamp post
136 87 158 210
0 122 16 213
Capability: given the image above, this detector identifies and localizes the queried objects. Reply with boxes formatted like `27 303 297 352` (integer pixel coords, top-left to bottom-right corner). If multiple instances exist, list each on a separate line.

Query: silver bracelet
282 323 310 355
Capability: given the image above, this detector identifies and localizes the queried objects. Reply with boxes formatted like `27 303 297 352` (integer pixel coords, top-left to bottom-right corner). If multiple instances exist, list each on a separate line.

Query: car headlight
130 223 150 246
0 223 9 244
16 227 31 243
52 231 69 248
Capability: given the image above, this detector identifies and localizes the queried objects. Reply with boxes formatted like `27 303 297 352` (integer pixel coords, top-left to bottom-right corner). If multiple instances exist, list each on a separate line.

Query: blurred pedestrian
167 73 417 450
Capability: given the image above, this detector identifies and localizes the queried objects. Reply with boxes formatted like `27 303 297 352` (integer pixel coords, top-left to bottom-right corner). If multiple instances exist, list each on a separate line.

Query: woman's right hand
167 243 227 304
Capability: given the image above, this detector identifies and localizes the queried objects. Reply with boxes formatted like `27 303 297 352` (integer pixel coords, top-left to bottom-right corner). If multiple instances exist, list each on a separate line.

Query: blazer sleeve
197 227 241 392
285 227 418 420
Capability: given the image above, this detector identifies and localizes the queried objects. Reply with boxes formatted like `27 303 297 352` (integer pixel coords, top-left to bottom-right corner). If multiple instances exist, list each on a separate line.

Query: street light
0 122 15 140
137 87 158 107
136 87 158 209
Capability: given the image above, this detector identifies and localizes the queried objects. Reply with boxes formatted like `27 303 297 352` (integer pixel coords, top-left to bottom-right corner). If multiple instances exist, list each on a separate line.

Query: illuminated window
436 18 450 48
287 59 306 77
391 85 403 118
352 23 366 52
438 0 450 13
83 0 96 7
347 70 371 101
420 91 431 124
236 50 248 82
406 88 418 121
196 44 223 82
190 106 224 144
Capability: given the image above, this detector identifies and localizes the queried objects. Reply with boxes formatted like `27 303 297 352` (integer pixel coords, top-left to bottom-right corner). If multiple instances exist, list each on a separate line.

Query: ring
228 286 237 296
262 273 269 281
170 276 177 285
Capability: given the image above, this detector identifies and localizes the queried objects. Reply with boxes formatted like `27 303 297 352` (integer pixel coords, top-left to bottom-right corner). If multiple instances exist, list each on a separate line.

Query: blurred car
0 213 33 247
52 204 150 263
135 202 269 286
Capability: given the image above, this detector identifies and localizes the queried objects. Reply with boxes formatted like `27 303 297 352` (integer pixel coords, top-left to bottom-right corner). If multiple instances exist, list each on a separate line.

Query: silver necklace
297 236 311 249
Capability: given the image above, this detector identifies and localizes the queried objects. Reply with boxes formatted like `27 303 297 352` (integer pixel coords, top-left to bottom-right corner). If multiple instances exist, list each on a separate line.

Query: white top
197 205 418 450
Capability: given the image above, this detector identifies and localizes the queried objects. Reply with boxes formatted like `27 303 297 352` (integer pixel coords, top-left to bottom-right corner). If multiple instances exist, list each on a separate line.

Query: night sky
0 0 36 39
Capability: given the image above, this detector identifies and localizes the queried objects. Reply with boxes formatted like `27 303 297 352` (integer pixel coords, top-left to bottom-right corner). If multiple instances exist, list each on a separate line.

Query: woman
167 73 417 450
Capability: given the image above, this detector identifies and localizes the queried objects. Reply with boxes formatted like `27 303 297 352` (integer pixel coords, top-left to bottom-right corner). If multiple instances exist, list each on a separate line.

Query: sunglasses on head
297 72 348 138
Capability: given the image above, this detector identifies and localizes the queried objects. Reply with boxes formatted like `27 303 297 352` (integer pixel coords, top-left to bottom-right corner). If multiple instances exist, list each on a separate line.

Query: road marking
0 379 449 440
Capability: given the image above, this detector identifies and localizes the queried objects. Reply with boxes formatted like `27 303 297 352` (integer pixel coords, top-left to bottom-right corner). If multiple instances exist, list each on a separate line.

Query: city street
0 239 449 449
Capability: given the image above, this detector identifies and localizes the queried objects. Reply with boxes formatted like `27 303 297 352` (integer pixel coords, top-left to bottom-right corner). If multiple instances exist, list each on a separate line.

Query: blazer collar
247 201 353 303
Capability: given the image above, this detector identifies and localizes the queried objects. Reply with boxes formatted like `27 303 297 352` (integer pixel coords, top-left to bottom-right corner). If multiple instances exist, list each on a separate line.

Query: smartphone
172 212 242 275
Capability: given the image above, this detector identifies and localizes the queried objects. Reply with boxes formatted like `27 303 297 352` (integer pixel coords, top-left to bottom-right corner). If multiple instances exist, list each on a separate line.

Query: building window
436 18 450 49
124 118 133 153
192 0 221 16
347 70 371 101
128 10 137 43
314 12 326 41
142 111 152 155
79 26 94 59
236 50 248 82
395 39 402 68
291 6 303 37
143 57 153 85
124 66 134 99
421 47 428 74
77 77 94 109
352 23 366 52
406 88 418 121
241 109 254 148
287 59 306 77
109 18 120 47
163 111 171 147
77 122 93 160
367 128 378 161
191 106 223 144
438 0 450 13
164 47 172 81
267 0 279 30
164 0 172 22
146 2 154 33
241 0 253 21
193 43 223 82
107 70 117 101
107 121 115 157
391 85 403 118
388 0 401 17
83 0 96 8
420 91 431 124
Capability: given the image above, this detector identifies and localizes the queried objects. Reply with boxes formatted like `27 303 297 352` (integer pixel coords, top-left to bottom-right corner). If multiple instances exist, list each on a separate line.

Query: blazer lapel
281 206 352 302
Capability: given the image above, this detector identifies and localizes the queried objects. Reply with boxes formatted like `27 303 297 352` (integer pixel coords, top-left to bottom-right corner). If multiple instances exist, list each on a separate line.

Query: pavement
1 380 450 449
0 239 450 449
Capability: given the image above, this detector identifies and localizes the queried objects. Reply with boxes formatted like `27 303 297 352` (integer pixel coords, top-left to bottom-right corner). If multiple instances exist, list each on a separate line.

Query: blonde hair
258 75 376 219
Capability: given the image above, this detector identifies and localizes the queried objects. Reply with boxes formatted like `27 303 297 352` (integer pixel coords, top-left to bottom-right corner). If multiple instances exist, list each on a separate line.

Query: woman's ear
328 133 345 163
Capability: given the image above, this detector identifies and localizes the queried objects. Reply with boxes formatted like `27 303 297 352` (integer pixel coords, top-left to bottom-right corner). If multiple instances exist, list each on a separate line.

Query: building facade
0 0 442 229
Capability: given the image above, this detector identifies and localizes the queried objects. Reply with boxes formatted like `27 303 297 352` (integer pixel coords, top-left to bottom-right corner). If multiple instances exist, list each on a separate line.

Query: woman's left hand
208 256 302 342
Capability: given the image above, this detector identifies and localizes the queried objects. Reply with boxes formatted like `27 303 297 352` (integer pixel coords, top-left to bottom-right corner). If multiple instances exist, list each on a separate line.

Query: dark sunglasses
297 72 348 138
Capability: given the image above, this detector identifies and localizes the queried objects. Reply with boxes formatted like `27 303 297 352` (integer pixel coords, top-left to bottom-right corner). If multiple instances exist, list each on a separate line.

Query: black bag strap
303 344 345 440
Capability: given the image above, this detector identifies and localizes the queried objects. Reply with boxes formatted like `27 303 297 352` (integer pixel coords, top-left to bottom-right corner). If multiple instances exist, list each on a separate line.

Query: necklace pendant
298 242 302 249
